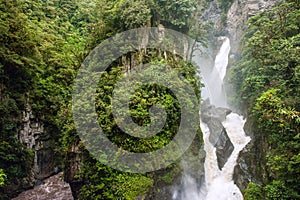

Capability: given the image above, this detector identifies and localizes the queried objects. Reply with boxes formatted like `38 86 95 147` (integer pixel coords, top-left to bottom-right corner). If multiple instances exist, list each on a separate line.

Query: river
173 37 250 200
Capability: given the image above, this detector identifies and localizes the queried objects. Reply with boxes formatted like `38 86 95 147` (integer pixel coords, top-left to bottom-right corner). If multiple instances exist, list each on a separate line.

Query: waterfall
206 37 230 107
214 37 230 82
174 37 250 200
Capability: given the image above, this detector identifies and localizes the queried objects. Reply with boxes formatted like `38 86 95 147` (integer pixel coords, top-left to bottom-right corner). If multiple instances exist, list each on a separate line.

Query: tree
229 2 300 199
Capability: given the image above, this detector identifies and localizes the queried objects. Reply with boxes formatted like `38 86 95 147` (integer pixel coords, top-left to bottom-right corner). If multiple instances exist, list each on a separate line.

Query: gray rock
215 127 234 170
201 100 234 170
18 102 55 180
201 99 232 123
226 0 280 55
233 118 267 191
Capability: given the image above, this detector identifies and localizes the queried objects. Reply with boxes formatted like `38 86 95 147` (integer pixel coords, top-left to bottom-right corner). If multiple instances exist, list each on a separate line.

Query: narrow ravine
174 37 251 200
201 37 251 200
202 113 250 200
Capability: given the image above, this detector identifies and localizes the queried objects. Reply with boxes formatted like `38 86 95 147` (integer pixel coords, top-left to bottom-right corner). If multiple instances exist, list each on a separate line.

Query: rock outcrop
226 0 280 54
64 143 83 199
18 102 56 180
201 100 233 170
3 100 64 198
12 172 73 200
233 117 269 191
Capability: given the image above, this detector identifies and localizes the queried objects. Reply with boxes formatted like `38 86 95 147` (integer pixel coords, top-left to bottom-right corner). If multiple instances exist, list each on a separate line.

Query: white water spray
175 37 250 200
203 113 250 200
214 37 230 82
207 37 230 107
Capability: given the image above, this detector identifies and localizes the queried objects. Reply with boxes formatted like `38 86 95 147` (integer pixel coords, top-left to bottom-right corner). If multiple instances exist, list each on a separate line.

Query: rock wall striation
19 102 55 180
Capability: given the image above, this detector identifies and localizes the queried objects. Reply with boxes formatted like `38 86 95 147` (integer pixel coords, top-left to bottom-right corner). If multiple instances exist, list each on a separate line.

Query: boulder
201 100 234 170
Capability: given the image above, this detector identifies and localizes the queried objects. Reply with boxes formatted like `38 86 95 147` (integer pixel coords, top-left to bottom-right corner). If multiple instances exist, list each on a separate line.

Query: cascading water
174 37 250 200
202 113 251 200
204 37 230 107
214 37 230 82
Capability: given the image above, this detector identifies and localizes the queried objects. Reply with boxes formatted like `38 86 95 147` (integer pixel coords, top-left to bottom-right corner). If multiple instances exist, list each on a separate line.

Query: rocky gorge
1 0 293 199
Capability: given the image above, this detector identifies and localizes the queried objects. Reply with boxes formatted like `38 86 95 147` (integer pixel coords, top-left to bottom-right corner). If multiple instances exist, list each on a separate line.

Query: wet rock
64 143 84 199
233 118 267 191
18 102 56 180
201 99 232 123
214 126 234 170
201 100 234 170
36 147 55 179
3 100 59 198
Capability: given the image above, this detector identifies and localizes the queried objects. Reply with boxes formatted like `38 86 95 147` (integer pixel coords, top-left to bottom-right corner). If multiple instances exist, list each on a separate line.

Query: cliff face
233 118 270 191
200 0 279 59
64 144 83 199
224 0 279 192
4 100 60 198
226 0 280 55
19 102 55 180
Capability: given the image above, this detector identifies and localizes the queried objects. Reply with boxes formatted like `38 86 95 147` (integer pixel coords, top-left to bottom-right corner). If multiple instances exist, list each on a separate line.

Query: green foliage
92 57 200 154
0 0 92 197
90 0 202 47
76 156 154 200
0 169 6 187
117 0 151 29
253 89 300 199
0 140 34 181
264 180 291 200
229 2 300 109
1 0 203 198
109 173 153 199
67 0 203 197
73 52 201 198
0 0 39 95
229 2 300 199
219 0 234 13
244 182 264 200
154 0 197 31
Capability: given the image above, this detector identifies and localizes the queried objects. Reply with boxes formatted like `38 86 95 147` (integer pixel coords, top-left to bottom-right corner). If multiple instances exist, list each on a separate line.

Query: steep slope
229 1 300 199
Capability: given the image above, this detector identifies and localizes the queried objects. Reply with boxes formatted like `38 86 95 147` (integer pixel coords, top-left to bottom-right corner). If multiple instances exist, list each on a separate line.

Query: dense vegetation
230 1 300 199
0 0 206 199
0 0 92 198
3 0 299 199
66 0 205 199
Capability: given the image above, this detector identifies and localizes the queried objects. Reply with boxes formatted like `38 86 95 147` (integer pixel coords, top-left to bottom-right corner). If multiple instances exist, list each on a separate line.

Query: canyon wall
227 0 279 54
201 0 280 193
225 0 279 192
